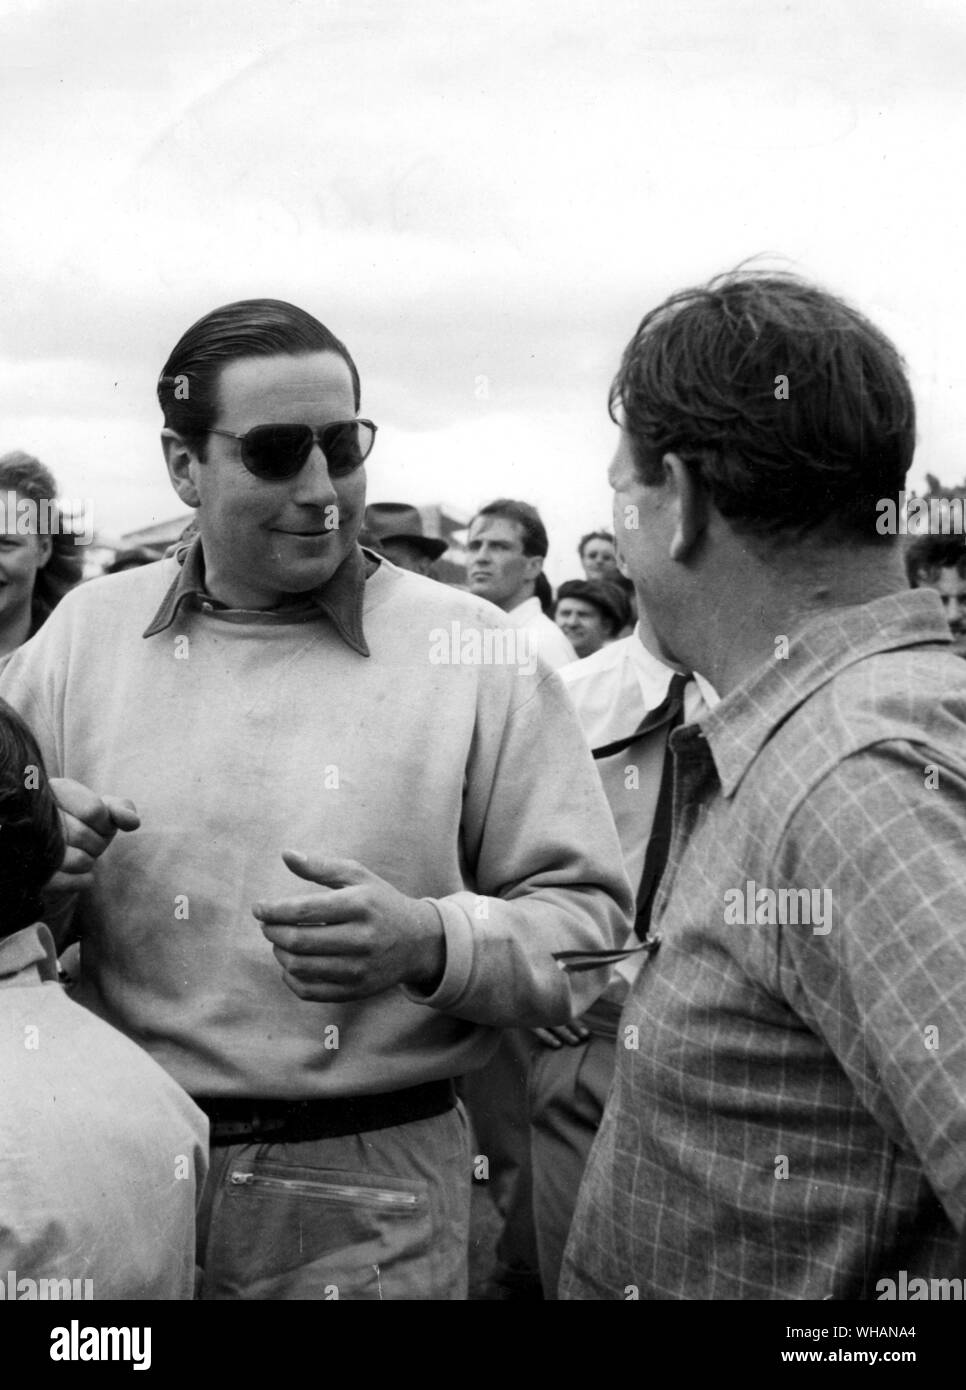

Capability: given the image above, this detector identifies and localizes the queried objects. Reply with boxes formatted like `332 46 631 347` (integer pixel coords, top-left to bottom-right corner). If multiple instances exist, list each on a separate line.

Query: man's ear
161 429 202 509
524 553 544 584
663 452 707 562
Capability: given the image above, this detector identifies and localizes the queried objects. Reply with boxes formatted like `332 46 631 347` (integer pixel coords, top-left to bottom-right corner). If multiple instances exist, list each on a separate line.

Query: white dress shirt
560 629 718 992
508 595 577 670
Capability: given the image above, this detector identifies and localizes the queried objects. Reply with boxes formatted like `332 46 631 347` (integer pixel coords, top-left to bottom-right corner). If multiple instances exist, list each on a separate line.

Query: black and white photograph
1 0 965 1361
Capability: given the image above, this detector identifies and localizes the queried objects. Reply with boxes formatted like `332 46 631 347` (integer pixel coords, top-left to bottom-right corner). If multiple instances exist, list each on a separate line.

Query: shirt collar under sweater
0 922 59 989
142 533 374 656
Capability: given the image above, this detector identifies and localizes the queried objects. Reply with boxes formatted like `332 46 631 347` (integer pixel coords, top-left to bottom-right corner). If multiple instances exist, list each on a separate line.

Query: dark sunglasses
207 419 377 481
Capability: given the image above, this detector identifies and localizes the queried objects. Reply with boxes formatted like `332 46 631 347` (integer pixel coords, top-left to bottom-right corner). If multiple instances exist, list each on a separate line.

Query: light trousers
195 1103 471 1300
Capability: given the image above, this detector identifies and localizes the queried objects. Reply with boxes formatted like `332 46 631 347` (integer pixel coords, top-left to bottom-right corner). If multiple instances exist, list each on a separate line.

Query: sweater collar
142 533 371 656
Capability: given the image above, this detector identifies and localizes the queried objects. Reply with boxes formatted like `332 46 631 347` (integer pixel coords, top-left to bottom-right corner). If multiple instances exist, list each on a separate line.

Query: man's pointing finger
280 849 365 888
251 891 346 926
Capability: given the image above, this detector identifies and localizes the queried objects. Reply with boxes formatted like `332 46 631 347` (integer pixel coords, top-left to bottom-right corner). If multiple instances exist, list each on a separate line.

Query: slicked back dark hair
470 498 549 557
0 698 64 938
157 298 361 459
611 270 916 542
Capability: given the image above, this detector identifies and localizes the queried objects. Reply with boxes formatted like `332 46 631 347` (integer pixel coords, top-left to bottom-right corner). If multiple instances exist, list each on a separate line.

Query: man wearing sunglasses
0 297 631 1301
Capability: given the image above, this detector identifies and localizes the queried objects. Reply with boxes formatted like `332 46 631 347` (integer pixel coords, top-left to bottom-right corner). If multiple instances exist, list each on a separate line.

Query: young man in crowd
466 498 576 669
461 497 580 1296
577 530 619 583
905 532 966 657
562 269 966 1300
0 298 631 1301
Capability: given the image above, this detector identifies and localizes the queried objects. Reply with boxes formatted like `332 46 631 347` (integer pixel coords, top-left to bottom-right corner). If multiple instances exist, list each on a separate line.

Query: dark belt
194 1079 456 1147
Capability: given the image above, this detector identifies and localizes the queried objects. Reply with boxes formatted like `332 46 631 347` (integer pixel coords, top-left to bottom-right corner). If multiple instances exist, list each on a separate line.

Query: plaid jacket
561 589 966 1300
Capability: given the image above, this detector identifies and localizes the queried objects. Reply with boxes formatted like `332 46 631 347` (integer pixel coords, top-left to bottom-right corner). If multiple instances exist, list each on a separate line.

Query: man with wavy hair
562 270 966 1300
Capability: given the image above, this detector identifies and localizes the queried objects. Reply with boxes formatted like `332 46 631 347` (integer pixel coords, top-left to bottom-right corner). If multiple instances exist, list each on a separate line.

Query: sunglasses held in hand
207 419 378 481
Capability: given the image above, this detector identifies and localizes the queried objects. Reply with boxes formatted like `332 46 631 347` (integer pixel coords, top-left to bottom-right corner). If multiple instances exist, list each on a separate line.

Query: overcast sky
1 0 964 581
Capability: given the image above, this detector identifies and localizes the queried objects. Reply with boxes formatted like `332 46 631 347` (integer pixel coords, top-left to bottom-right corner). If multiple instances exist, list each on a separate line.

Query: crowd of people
2 270 966 1302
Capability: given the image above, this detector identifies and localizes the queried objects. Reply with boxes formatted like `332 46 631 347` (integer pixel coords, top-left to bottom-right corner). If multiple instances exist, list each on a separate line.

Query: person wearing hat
553 579 628 661
361 501 448 576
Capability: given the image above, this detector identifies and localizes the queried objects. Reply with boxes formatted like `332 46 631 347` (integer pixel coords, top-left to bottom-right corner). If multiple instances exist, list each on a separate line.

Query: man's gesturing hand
47 777 140 894
253 850 446 1002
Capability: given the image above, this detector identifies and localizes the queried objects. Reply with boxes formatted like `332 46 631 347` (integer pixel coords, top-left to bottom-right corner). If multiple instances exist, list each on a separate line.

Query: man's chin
272 540 354 593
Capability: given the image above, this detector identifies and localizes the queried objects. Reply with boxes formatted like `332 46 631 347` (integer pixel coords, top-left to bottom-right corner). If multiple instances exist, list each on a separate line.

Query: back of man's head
157 298 360 458
611 269 916 544
471 498 549 557
0 699 64 938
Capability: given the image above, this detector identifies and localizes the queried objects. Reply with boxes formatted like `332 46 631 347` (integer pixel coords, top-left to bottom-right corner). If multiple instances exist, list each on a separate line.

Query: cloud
0 0 963 556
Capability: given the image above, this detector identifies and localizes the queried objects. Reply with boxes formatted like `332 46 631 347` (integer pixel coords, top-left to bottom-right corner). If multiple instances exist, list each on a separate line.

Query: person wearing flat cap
553 579 629 661
361 502 448 576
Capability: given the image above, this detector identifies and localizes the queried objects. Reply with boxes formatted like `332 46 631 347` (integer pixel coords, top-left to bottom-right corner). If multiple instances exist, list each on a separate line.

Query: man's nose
291 445 340 505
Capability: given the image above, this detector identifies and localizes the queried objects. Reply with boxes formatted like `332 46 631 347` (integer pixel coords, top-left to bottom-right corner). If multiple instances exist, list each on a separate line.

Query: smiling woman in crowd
0 452 84 659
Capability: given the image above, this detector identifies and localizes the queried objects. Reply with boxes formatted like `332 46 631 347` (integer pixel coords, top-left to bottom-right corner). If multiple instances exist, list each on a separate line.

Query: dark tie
631 671 689 940
553 671 690 972
590 671 689 763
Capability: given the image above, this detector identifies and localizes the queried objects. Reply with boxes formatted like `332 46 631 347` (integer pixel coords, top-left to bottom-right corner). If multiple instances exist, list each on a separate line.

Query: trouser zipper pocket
228 1170 421 1209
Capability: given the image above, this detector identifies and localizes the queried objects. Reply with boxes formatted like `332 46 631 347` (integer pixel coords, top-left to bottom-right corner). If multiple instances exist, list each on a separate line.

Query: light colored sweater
0 555 631 1099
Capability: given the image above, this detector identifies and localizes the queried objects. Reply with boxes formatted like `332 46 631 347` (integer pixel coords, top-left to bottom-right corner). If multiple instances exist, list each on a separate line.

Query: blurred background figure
461 495 576 1299
0 452 83 658
572 529 637 636
360 501 448 576
554 579 629 660
577 529 619 583
906 533 966 657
